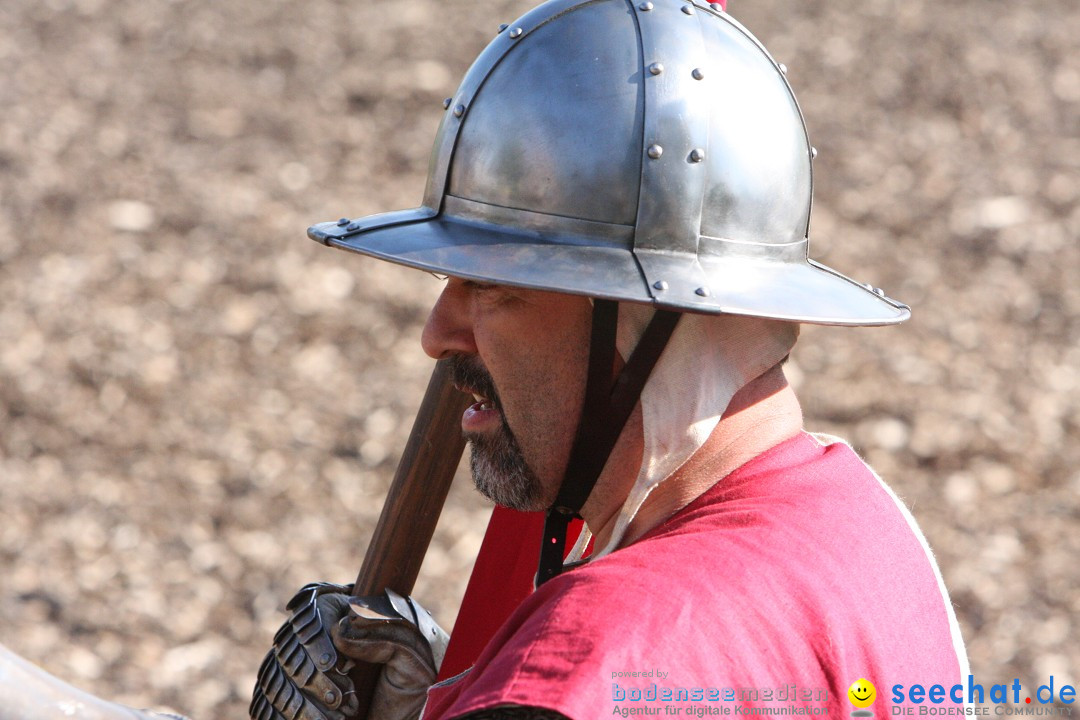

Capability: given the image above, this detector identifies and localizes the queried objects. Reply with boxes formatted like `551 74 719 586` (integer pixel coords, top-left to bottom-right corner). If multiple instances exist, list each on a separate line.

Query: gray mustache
449 355 502 409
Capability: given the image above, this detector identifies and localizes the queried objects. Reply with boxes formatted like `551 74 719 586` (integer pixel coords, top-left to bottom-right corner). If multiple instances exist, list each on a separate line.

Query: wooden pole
349 358 470 714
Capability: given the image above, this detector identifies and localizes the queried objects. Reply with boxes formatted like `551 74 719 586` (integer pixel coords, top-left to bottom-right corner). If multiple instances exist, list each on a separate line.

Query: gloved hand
249 583 448 720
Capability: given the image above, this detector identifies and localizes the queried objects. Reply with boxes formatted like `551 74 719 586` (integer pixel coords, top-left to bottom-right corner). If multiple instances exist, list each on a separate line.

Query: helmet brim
310 208 910 327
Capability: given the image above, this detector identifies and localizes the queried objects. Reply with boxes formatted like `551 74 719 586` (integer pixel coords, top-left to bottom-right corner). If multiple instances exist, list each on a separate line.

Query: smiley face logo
848 678 877 710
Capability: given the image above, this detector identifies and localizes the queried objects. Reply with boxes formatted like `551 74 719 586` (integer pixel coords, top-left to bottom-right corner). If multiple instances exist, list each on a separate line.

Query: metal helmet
310 0 909 325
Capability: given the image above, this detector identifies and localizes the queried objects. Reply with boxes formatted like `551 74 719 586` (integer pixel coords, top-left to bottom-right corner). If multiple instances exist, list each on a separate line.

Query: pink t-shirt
424 433 966 719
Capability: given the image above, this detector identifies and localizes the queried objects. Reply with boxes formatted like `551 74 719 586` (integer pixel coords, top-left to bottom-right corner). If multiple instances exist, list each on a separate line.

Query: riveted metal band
699 235 808 261
308 208 436 243
442 195 635 248
631 0 713 308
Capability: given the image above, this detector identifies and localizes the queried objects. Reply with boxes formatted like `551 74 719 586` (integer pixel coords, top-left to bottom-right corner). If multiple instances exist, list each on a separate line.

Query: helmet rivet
346 222 360 231
442 97 452 110
638 1 654 10
319 653 332 666
681 5 695 14
689 148 705 163
810 146 818 159
324 691 337 704
709 2 724 10
695 287 711 297
508 27 523 39
497 23 509 33
336 218 349 227
648 62 664 76
692 67 705 80
779 63 788 75
647 144 663 159
653 280 669 291
453 104 465 118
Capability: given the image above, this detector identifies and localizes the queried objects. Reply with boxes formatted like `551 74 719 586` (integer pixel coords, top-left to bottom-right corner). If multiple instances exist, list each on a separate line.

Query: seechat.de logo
849 678 877 717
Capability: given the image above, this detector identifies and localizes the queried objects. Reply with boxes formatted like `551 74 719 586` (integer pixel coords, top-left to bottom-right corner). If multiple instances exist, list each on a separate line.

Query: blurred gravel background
0 0 1077 717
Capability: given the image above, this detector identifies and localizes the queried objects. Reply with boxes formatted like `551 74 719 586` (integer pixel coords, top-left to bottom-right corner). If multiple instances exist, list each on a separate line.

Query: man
250 0 968 718
0 0 966 718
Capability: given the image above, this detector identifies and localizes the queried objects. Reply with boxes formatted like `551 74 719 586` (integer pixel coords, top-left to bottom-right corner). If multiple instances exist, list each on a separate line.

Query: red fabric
438 507 584 680
425 433 962 719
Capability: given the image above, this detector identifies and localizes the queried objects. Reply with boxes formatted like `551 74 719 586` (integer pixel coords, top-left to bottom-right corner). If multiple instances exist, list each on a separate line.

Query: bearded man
0 0 968 719
248 1 968 718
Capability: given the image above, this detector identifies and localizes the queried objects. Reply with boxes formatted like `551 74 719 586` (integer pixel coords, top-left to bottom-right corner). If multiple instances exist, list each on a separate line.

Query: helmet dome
310 0 909 325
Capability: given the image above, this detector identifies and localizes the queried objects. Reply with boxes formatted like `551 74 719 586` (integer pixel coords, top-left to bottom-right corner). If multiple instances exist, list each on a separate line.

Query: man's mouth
470 393 496 412
449 356 505 434
461 390 502 433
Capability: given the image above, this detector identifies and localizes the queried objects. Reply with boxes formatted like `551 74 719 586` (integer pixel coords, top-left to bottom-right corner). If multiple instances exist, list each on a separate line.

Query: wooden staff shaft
350 358 470 713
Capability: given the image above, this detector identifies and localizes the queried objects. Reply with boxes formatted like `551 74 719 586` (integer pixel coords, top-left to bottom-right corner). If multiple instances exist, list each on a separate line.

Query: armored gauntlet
250 583 447 720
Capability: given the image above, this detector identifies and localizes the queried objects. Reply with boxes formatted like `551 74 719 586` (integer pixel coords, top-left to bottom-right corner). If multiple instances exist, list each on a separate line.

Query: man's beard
449 355 548 512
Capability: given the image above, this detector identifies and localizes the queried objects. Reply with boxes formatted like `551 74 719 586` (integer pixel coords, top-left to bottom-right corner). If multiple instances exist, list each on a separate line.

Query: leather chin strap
536 300 680 586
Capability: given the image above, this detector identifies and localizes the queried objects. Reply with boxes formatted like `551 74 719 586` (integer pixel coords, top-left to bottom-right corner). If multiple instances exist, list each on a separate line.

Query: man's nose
421 279 477 360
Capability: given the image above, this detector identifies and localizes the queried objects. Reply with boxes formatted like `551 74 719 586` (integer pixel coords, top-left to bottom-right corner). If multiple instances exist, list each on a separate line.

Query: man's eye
463 280 496 292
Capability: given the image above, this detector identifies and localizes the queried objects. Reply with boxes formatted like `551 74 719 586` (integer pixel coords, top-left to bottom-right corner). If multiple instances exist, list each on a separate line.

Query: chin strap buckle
536 507 578 587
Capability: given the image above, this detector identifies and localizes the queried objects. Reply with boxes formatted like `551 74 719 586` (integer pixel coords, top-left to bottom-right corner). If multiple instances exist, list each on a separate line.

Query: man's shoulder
440 433 964 719
521 433 876 607
517 430 946 644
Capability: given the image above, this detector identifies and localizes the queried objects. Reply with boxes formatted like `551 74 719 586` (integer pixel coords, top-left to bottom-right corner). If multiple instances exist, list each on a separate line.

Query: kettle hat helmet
310 0 909 325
